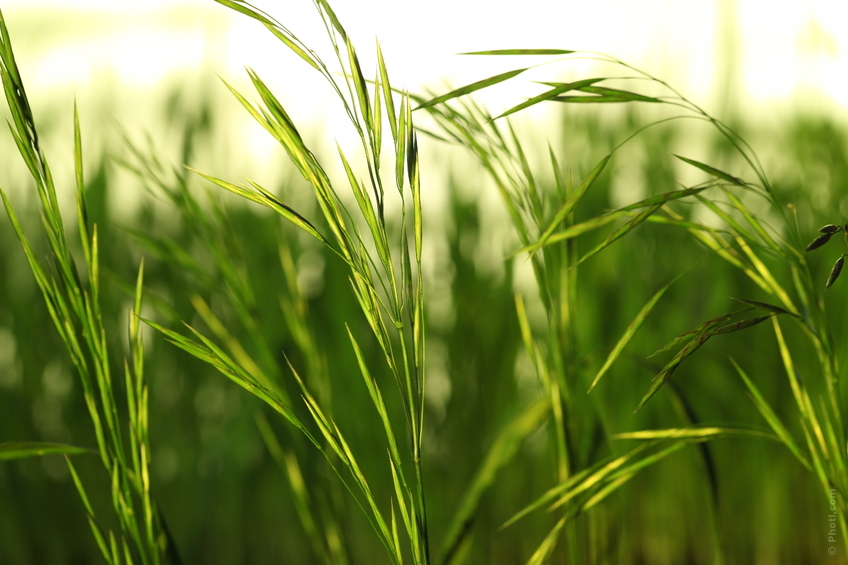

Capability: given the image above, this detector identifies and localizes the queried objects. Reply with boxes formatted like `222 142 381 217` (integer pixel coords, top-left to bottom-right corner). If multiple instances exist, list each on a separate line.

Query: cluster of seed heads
805 224 847 290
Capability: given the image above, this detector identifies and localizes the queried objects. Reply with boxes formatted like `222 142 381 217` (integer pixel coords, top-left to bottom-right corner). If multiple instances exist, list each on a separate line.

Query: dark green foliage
1 2 847 564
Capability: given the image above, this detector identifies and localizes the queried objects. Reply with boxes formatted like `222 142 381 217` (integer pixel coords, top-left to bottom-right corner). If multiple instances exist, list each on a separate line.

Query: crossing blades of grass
415 68 529 110
672 154 745 187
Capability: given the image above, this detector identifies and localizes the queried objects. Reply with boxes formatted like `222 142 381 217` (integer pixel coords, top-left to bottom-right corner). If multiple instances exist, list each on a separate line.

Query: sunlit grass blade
612 427 777 441
526 155 611 254
213 0 275 26
501 443 652 530
720 187 782 253
525 516 566 565
187 168 332 246
415 68 528 110
510 187 708 258
460 49 576 55
494 78 605 120
553 84 663 104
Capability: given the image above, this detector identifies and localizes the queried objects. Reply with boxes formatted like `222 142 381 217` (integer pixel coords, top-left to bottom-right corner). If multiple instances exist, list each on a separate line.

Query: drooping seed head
826 255 845 290
818 224 842 234
806 232 836 252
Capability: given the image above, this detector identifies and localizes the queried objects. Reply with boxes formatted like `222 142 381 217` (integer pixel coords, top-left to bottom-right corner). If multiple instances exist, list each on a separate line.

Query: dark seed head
806 232 835 252
819 224 842 234
826 256 845 290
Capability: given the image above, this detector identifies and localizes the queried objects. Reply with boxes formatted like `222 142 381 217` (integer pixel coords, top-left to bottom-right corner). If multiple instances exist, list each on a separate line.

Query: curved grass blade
673 154 745 187
510 187 708 258
187 168 331 247
572 202 662 267
460 49 575 55
525 516 566 565
415 68 528 110
714 314 772 334
730 297 797 317
634 330 714 415
730 358 813 472
554 85 663 104
495 78 605 120
525 154 611 255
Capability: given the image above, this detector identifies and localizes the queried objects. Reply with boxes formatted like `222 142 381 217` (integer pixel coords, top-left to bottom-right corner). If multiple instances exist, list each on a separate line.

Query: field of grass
1 1 847 564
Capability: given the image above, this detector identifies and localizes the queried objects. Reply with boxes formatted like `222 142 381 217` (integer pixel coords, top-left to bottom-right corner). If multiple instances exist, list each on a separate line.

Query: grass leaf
415 68 528 110
673 154 745 187
0 442 96 460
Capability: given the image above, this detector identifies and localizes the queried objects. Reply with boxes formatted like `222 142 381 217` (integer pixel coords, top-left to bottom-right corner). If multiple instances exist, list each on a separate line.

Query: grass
1 1 847 563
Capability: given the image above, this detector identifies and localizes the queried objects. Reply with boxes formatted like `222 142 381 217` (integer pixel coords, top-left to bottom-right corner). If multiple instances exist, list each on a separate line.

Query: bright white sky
1 0 846 186
4 0 847 108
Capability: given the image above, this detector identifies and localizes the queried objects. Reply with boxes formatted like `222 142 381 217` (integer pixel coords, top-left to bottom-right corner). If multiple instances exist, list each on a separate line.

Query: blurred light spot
41 455 69 482
514 349 540 402
424 339 451 423
423 235 455 331
42 359 73 398
154 445 180 483
0 328 21 390
32 395 68 440
195 379 227 420
296 250 325 299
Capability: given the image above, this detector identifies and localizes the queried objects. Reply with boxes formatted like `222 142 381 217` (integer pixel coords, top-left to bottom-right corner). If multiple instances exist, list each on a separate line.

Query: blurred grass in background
1 2 848 564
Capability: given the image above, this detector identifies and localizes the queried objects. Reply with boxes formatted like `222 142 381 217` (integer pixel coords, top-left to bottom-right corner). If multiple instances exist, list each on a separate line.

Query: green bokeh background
1 5 847 564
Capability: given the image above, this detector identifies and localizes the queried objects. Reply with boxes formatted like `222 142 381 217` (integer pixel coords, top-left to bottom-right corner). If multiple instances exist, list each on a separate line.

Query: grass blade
415 68 528 110
0 442 96 460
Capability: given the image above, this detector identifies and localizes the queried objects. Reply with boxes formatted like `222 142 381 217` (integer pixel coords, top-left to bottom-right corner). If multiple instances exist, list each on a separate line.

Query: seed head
806 232 835 252
826 255 845 290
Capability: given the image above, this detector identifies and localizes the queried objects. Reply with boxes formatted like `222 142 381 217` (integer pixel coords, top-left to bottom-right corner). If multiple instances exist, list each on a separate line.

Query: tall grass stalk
0 10 176 565
2 2 845 563
139 0 432 562
412 48 847 558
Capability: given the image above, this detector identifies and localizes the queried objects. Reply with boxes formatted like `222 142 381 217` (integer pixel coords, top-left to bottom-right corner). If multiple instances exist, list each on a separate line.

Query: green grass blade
527 154 611 254
187 168 331 246
415 68 528 110
588 280 673 393
572 202 662 266
673 154 745 186
635 330 715 415
525 516 566 565
494 78 605 120
730 358 813 471
612 427 778 441
0 442 96 460
460 49 575 55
